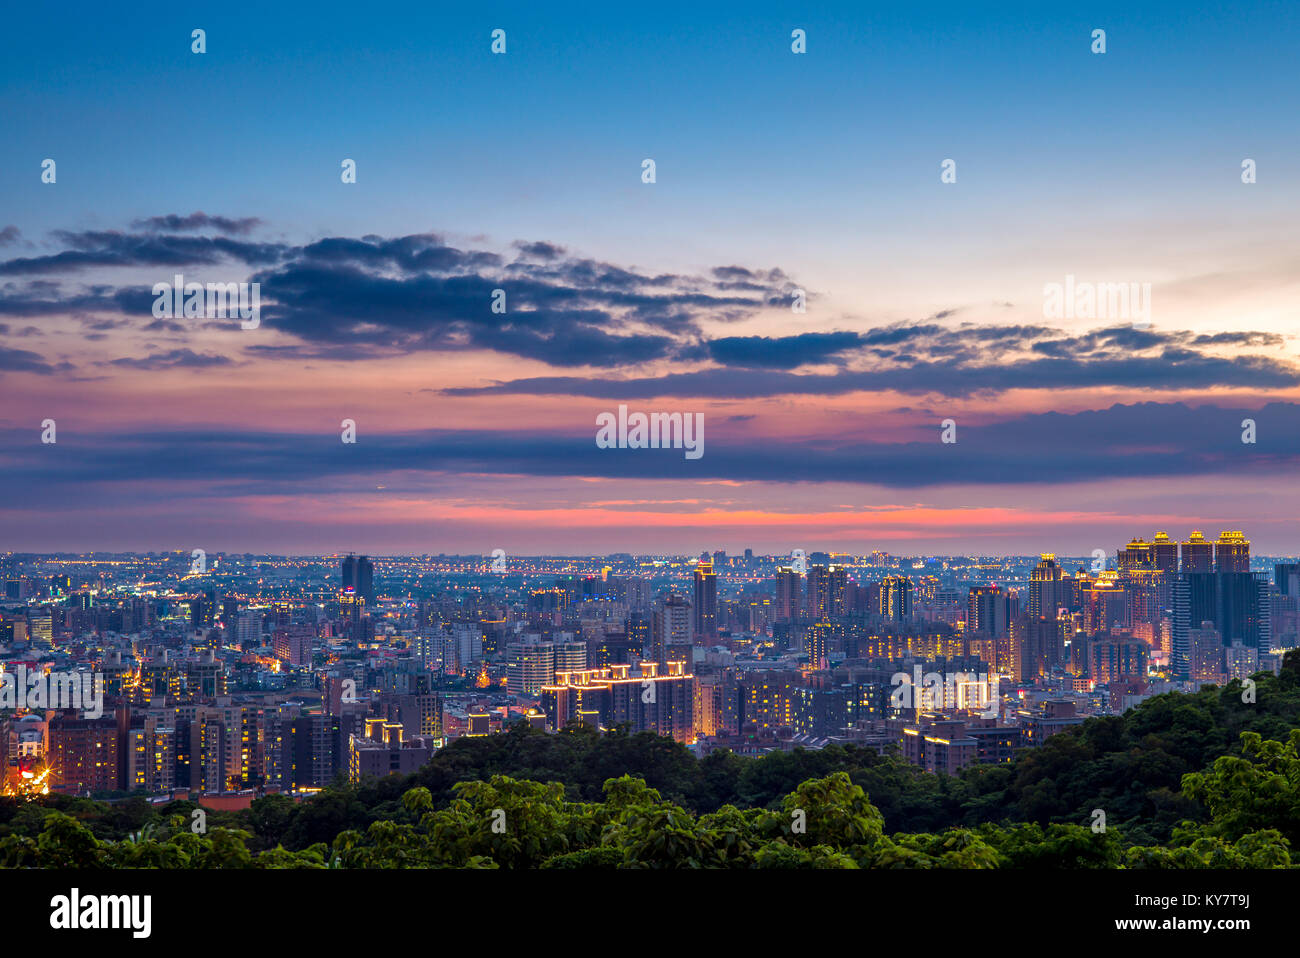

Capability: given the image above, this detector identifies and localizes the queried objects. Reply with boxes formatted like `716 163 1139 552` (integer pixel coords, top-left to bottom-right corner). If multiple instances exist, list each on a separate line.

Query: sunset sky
3 1 1300 555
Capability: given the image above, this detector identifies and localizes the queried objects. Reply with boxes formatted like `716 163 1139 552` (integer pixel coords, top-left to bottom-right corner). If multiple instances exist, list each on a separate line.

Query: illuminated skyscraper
693 561 718 639
506 640 556 696
804 623 829 669
338 589 365 641
879 576 913 621
774 568 804 622
1215 531 1250 573
626 610 651 658
1029 554 1065 620
968 585 1011 638
1080 573 1127 637
651 593 693 665
1151 532 1179 575
1118 538 1153 571
806 565 847 620
1181 531 1212 573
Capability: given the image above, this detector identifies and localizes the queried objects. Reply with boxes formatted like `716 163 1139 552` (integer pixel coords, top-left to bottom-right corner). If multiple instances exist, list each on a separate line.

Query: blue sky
6 0 1298 264
2 1 1299 554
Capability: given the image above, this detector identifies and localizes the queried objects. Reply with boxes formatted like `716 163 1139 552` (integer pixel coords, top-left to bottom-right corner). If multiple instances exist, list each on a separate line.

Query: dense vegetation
4 656 1300 868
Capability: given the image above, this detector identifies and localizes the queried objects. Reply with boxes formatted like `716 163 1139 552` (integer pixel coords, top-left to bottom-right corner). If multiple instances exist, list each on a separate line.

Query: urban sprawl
0 530 1294 804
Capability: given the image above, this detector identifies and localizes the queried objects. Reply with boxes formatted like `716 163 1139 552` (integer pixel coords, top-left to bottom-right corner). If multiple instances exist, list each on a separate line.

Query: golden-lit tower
1118 538 1153 571
1215 531 1250 573
1029 554 1064 620
1181 530 1212 573
1151 532 1178 575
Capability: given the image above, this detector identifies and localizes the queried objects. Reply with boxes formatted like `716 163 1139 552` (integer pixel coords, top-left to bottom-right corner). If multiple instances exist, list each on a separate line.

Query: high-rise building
48 716 120 793
190 590 216 630
1029 554 1065 620
1275 563 1300 597
967 586 1011 638
806 566 832 620
338 589 366 640
1011 614 1062 682
341 554 375 607
1080 573 1127 637
1151 532 1179 576
1089 638 1149 685
1181 531 1213 573
774 568 804 622
293 711 342 788
235 610 262 647
377 689 443 741
1171 569 1270 679
804 622 831 668
126 719 177 793
879 576 913 621
1188 620 1224 683
1118 538 1153 571
554 637 587 673
1215 531 1250 573
802 565 848 620
651 593 693 664
1225 643 1259 681
185 649 228 699
626 611 651 658
1172 574 1216 679
273 625 314 667
693 561 718 639
506 640 557 696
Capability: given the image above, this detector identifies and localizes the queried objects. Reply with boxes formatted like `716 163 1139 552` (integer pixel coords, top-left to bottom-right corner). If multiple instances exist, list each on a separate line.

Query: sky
2 0 1300 556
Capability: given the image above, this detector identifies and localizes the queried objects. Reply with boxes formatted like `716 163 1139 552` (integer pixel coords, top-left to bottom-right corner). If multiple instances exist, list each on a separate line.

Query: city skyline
4 526 1300 563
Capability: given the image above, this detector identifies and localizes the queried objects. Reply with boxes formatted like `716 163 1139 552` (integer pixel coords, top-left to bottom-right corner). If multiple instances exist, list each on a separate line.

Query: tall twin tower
341 554 375 607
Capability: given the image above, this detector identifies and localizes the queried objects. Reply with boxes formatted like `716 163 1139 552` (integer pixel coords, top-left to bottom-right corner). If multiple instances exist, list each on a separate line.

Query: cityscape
1 531 1294 795
4 0 1298 940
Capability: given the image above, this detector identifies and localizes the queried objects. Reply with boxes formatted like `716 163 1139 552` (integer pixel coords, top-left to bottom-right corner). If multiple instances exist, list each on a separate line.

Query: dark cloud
0 403 1294 496
0 226 20 246
448 326 1300 399
240 235 774 367
105 349 235 370
0 346 56 374
698 331 869 369
131 213 263 235
1 217 1294 395
514 240 566 261
0 231 287 275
